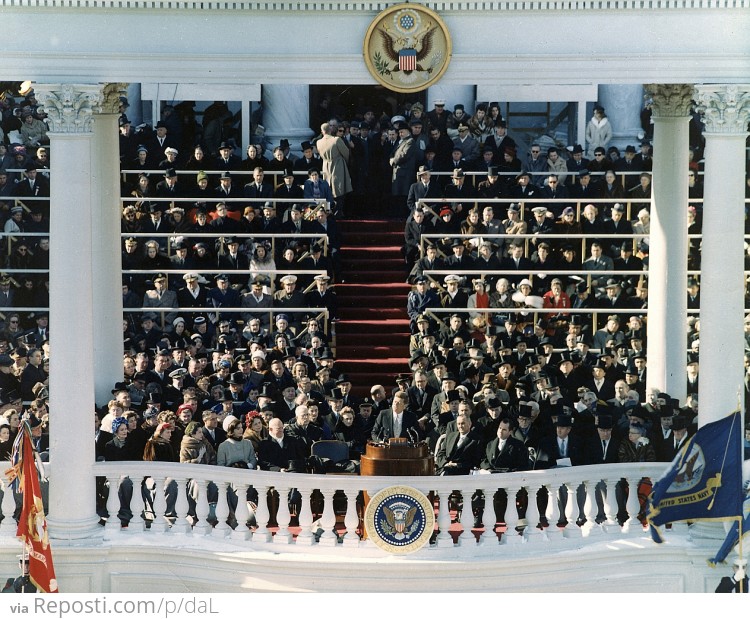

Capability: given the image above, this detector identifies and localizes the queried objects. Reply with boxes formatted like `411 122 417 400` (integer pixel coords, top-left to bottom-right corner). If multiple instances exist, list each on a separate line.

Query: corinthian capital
644 84 694 118
694 84 750 135
34 84 106 133
100 83 129 115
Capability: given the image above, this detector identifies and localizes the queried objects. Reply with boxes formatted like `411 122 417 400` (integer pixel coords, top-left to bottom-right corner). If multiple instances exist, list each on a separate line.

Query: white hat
280 275 297 284
251 350 266 360
444 274 460 284
518 278 532 288
165 147 178 155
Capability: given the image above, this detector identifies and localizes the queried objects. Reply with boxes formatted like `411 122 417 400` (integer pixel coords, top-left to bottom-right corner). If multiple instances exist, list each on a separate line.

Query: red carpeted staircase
334 218 411 397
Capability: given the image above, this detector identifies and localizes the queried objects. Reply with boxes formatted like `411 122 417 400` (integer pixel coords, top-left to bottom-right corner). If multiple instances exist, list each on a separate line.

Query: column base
47 515 104 542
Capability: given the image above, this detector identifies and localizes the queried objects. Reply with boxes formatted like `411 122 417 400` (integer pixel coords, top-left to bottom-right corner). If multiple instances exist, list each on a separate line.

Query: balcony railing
82 461 668 555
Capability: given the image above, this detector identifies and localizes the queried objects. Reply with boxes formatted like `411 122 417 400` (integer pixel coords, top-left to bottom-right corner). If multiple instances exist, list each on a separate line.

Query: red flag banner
13 424 58 593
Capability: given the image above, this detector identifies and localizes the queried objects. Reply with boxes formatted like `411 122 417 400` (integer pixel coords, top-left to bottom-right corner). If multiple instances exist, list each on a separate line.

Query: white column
36 83 104 540
597 85 645 150
643 84 693 403
694 85 750 426
262 85 313 157
427 85 475 114
92 84 128 405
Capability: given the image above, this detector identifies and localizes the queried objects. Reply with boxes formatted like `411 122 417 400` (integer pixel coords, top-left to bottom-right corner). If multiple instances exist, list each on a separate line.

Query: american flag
399 49 417 71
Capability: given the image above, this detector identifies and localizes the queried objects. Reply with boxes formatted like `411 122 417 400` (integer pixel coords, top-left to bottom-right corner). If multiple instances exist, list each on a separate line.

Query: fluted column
597 85 645 150
35 83 105 540
694 85 750 425
92 83 128 405
643 84 693 402
262 85 313 157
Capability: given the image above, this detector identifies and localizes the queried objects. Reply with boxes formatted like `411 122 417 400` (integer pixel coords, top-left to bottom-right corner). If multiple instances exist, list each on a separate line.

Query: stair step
336 345 410 359
334 332 410 346
339 295 407 309
338 307 404 319
339 219 404 233
342 258 405 271
335 357 409 368
341 246 403 259
340 271 407 284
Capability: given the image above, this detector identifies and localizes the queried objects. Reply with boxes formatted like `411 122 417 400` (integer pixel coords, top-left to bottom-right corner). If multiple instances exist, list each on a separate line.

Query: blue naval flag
646 411 744 543
709 475 750 566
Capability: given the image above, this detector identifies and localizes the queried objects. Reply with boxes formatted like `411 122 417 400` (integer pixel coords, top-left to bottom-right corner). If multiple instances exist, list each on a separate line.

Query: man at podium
371 392 421 442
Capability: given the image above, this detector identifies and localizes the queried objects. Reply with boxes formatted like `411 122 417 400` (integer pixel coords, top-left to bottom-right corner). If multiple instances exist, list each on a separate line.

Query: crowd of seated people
0 89 741 534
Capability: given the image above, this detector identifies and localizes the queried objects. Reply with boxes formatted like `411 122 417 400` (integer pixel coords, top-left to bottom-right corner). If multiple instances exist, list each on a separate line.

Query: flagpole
21 544 27 594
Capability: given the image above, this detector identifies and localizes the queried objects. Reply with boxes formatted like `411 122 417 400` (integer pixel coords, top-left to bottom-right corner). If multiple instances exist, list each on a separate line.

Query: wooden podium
360 439 434 476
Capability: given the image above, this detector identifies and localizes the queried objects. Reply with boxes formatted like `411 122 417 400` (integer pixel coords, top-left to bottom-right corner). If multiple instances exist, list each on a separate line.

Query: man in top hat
274 169 304 204
656 414 691 461
294 141 322 174
615 144 642 190
565 144 590 188
215 141 241 171
510 170 539 200
217 236 249 285
477 167 506 201
484 120 516 160
148 120 177 155
536 415 585 469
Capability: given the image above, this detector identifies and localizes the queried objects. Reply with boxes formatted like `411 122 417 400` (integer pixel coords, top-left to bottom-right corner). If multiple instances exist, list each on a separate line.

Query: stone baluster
342 490 361 547
104 476 122 538
436 489 454 547
273 486 293 544
212 482 231 537
295 488 315 545
622 476 643 534
523 483 542 542
194 479 212 535
252 486 272 544
232 483 251 542
317 488 338 546
502 485 522 545
172 477 191 535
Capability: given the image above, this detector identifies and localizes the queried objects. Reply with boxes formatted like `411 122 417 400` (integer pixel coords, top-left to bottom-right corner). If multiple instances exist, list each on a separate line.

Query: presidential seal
363 4 452 94
364 485 435 554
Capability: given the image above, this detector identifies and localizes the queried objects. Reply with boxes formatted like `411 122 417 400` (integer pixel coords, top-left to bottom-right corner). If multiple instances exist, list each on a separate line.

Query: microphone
407 427 419 445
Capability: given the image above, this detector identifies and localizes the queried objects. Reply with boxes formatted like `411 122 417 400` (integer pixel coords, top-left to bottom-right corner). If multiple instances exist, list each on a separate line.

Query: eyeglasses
531 150 540 154
595 153 604 157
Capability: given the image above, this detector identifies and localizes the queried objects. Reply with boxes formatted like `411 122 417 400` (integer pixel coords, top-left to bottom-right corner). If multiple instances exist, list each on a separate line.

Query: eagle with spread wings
383 504 418 539
377 22 438 74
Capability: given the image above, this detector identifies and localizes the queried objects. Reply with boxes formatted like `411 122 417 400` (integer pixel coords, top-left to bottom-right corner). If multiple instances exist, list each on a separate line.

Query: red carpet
335 218 411 396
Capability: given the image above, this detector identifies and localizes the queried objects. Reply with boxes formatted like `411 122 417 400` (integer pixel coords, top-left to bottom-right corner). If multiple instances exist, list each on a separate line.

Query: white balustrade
91 462 665 555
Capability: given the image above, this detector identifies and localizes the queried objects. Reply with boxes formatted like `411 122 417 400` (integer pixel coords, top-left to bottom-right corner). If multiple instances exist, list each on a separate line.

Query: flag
8 422 58 593
646 411 744 543
399 49 417 72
